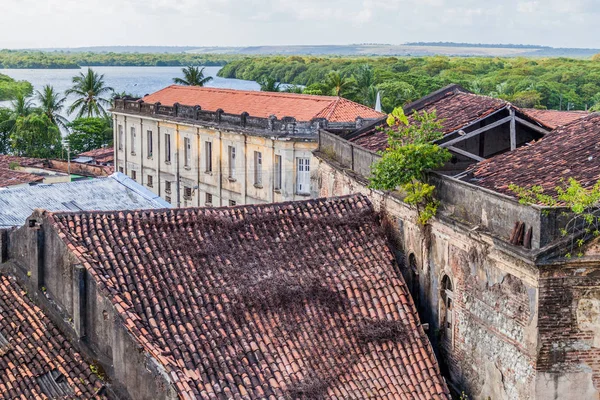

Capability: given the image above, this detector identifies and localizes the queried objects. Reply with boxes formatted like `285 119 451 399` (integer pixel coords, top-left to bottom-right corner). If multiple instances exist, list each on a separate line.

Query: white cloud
0 0 599 48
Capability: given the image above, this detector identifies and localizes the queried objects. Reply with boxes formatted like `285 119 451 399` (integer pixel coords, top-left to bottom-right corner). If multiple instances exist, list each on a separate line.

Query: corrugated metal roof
0 172 170 228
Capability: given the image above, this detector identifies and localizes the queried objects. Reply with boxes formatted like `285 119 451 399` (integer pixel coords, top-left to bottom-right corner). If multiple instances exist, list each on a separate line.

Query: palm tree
325 71 355 97
66 68 114 118
173 66 213 86
36 85 69 131
11 92 34 118
0 93 34 137
258 76 281 92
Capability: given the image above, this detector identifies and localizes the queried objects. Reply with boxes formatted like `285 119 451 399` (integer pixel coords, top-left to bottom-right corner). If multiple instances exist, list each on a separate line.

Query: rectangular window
165 196 171 204
165 133 171 162
131 170 137 181
184 186 192 199
206 193 213 205
228 146 236 179
254 151 262 186
130 127 136 154
147 175 153 188
119 166 124 173
184 137 191 167
165 181 171 194
229 200 236 207
274 155 282 190
118 125 123 150
147 130 153 157
296 157 310 194
205 141 212 172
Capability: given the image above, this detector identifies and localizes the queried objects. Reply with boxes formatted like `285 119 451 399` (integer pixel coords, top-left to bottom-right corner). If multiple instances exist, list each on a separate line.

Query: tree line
0 50 238 69
219 55 600 112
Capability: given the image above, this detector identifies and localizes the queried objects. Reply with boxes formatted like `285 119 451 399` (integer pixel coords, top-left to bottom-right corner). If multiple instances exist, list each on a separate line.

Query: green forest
218 55 600 112
0 73 33 101
0 50 238 69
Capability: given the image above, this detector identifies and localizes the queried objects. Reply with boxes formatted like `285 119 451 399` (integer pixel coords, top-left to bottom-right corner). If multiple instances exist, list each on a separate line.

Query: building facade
314 111 600 399
112 86 383 207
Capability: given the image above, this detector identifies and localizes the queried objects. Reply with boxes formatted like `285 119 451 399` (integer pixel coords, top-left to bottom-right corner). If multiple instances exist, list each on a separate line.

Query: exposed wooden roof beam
515 116 551 135
439 115 513 148
447 146 486 162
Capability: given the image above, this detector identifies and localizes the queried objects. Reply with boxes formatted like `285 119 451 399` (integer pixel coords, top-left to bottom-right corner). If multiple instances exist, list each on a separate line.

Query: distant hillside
21 43 599 58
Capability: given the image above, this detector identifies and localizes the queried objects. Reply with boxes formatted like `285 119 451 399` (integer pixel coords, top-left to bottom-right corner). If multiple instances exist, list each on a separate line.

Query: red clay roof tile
467 113 600 198
49 195 449 399
142 85 384 123
351 88 508 152
521 109 588 129
0 275 107 399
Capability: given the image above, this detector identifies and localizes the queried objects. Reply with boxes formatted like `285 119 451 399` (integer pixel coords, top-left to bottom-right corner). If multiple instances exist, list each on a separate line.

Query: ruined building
314 85 600 399
112 86 383 207
0 195 450 399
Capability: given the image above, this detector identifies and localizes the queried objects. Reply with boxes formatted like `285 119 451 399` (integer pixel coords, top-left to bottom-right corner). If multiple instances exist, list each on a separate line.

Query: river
0 66 260 111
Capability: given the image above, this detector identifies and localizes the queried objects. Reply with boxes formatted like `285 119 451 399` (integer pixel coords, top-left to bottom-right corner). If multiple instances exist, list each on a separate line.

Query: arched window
408 254 420 310
440 275 454 347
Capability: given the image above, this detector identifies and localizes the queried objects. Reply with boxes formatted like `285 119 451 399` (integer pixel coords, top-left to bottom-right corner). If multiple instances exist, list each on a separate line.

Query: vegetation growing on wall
510 179 600 257
369 108 451 225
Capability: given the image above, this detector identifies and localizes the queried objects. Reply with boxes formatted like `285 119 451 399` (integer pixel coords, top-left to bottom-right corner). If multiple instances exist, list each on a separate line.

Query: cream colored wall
113 113 317 207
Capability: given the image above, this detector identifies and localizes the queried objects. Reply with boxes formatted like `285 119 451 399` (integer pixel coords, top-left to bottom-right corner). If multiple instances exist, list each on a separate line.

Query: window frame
130 126 136 155
147 130 153 158
165 133 171 163
296 157 311 195
274 154 282 191
254 151 263 186
184 137 191 168
205 141 213 172
228 145 236 180
118 125 124 151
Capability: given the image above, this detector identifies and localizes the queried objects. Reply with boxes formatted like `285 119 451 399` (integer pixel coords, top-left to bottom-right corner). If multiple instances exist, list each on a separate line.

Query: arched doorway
440 274 454 347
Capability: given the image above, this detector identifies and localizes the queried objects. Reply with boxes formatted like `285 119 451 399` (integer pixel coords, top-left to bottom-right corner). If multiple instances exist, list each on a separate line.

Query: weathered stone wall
535 262 600 399
2 212 178 400
314 156 540 399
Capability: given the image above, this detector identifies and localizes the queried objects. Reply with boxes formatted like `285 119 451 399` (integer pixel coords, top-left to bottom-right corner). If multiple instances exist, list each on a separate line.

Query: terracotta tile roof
0 168 43 188
0 275 107 399
0 155 45 170
49 195 449 399
141 85 384 123
467 113 600 198
351 86 508 152
521 109 588 129
79 147 115 158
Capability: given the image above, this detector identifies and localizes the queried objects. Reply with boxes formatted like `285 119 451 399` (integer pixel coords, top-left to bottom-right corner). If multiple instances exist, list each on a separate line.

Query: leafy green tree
66 68 114 118
173 66 213 86
10 113 62 158
0 93 35 141
370 108 451 224
376 81 416 112
325 71 355 97
258 76 281 92
0 74 33 101
36 85 69 131
0 107 13 153
65 117 113 154
353 64 375 105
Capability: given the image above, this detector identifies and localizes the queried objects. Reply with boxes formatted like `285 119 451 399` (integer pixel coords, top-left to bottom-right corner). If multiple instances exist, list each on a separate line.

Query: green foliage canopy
65 117 113 154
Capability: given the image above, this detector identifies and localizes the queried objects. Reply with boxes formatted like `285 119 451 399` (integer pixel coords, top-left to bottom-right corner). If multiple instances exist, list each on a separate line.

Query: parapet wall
113 98 364 137
317 129 570 251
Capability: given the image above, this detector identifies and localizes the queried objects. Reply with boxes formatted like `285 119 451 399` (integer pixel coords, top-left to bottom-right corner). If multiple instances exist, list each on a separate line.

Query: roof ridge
159 85 339 101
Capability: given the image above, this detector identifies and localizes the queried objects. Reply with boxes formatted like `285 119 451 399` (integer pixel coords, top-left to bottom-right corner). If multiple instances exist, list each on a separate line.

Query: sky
2 0 600 49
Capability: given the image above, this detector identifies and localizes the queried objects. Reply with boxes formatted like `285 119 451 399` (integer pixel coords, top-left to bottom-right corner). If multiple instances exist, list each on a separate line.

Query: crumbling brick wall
314 157 540 399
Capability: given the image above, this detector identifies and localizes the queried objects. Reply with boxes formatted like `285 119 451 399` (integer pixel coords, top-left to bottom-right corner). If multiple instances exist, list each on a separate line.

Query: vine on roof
510 178 600 258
